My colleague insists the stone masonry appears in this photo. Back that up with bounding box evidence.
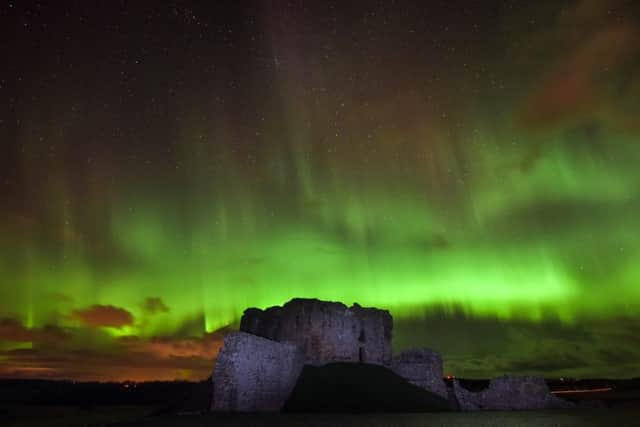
[453,376,574,411]
[240,298,393,366]
[212,332,305,412]
[391,348,448,399]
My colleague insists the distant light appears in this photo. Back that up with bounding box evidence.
[552,387,612,394]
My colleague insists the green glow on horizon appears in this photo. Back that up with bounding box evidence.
[3,126,639,338]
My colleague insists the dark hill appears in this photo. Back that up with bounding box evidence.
[283,363,450,412]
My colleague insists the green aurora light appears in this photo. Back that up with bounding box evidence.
[2,0,640,380]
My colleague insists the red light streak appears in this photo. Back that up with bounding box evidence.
[551,387,613,394]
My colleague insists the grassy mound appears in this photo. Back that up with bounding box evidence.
[283,363,450,413]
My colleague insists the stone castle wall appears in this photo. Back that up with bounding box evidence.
[240,298,392,366]
[212,332,305,412]
[391,348,448,399]
[453,376,574,411]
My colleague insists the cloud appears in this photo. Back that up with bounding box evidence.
[2,308,639,381]
[0,346,218,382]
[119,331,224,359]
[500,351,591,374]
[0,327,228,382]
[143,297,170,315]
[0,318,71,344]
[393,308,640,379]
[46,292,75,304]
[484,198,640,243]
[70,305,134,329]
[0,318,36,342]
[599,348,639,365]
[0,313,231,381]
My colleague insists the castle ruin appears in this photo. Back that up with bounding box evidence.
[240,298,392,366]
[212,298,571,412]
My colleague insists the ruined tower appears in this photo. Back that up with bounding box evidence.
[240,298,393,366]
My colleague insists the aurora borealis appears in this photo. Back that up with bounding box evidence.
[2,0,640,381]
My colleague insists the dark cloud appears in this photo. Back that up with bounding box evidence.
[310,216,452,253]
[599,348,639,365]
[0,318,71,344]
[46,292,75,304]
[170,313,210,338]
[70,305,134,329]
[393,307,640,379]
[500,351,591,374]
[0,318,38,342]
[486,198,634,238]
[143,297,170,315]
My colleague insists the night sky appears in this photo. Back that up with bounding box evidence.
[2,0,640,381]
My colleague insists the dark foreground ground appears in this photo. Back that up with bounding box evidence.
[2,377,639,427]
[3,406,640,427]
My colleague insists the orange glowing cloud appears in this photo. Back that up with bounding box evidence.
[119,332,224,360]
[0,327,227,382]
[70,305,134,329]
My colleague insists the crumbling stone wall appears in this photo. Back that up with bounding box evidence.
[452,380,482,411]
[214,299,572,413]
[453,376,573,411]
[352,303,393,366]
[212,332,304,412]
[391,348,448,399]
[240,298,392,366]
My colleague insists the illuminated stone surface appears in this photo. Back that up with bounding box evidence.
[391,349,448,399]
[212,332,304,412]
[453,376,573,411]
[240,298,392,366]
